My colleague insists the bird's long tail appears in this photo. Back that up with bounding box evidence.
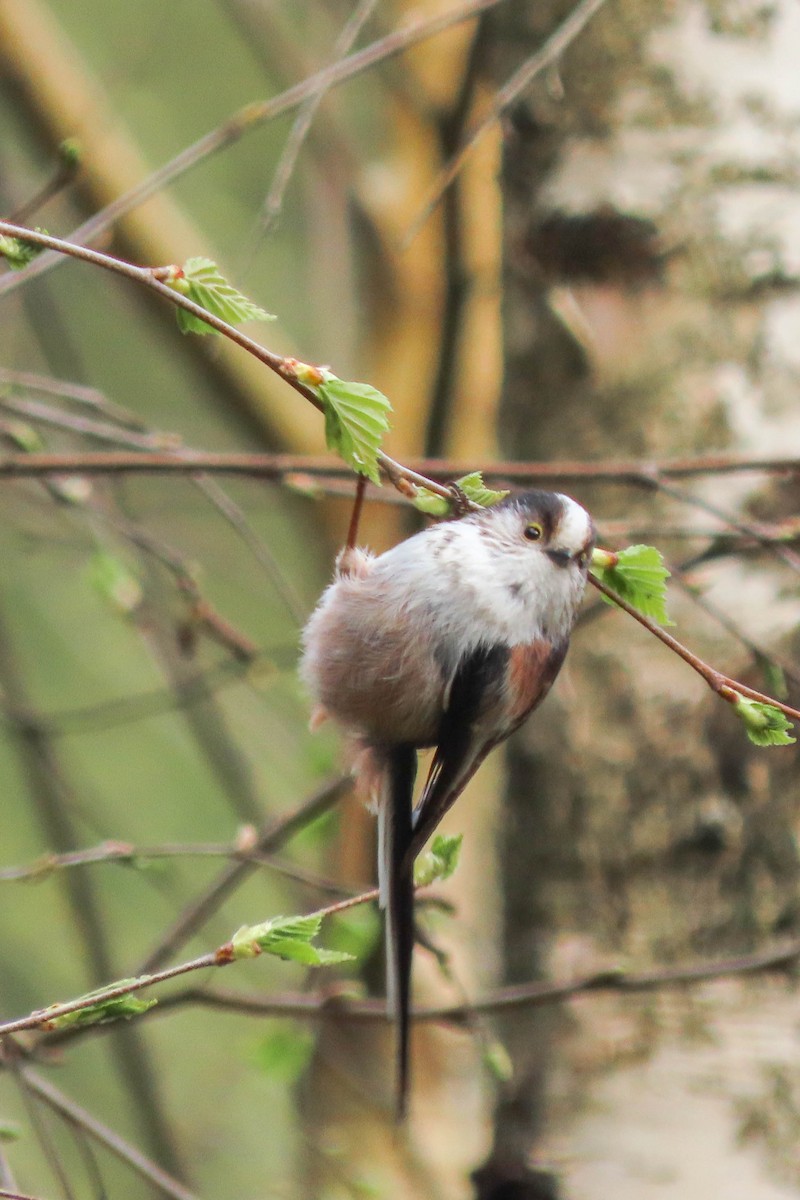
[377,743,417,1120]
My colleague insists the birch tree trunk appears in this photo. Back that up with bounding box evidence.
[478,2,800,1197]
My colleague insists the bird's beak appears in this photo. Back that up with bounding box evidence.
[547,543,592,569]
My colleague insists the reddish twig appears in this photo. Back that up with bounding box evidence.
[2,448,799,483]
[404,0,610,245]
[0,0,508,298]
[588,573,800,723]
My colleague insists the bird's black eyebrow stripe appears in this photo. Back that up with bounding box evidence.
[495,490,564,540]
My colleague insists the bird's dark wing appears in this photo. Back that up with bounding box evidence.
[410,637,569,857]
[410,643,510,855]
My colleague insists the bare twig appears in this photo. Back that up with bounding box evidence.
[136,776,350,973]
[0,0,508,299]
[15,1069,201,1200]
[0,369,144,428]
[0,836,360,897]
[3,448,799,483]
[588,573,800,723]
[252,0,379,242]
[403,0,610,245]
[55,933,800,1030]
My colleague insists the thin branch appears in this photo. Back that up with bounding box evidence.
[10,1063,76,1200]
[0,383,307,625]
[135,776,350,973]
[191,473,308,627]
[403,0,610,245]
[653,472,800,575]
[0,956,218,1040]
[0,0,508,299]
[0,221,319,407]
[6,145,79,225]
[15,1069,201,1200]
[0,394,176,451]
[3,448,800,483]
[0,836,360,897]
[0,369,144,428]
[83,933,800,1028]
[1,230,795,730]
[588,573,800,723]
[252,0,380,242]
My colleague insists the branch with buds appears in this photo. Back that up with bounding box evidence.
[0,220,796,745]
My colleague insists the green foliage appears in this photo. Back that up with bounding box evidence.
[254,1021,315,1083]
[88,551,143,615]
[170,257,276,335]
[591,544,672,625]
[326,905,381,962]
[414,833,463,887]
[58,137,82,167]
[731,693,796,747]
[318,377,392,485]
[413,471,509,517]
[0,1122,21,1142]
[483,1038,514,1084]
[0,230,46,270]
[2,420,44,452]
[757,654,788,700]
[230,912,355,966]
[44,982,157,1031]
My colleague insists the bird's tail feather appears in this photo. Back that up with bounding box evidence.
[377,743,417,1120]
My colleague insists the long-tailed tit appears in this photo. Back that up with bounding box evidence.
[300,490,595,1117]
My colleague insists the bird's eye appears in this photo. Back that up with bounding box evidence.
[523,522,543,542]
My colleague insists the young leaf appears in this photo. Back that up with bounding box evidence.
[254,1022,315,1083]
[43,982,157,1030]
[170,257,276,335]
[0,230,46,270]
[483,1038,514,1083]
[413,471,509,517]
[756,654,788,700]
[730,693,796,747]
[324,905,381,962]
[414,833,463,887]
[89,551,142,615]
[590,544,672,625]
[3,420,44,452]
[319,377,392,485]
[231,912,355,966]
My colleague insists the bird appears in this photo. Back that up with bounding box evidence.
[300,489,595,1117]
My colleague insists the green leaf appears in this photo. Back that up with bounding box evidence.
[3,420,44,452]
[44,981,157,1030]
[171,257,276,335]
[231,912,355,966]
[0,1122,21,1143]
[483,1038,514,1083]
[254,1022,315,1082]
[731,693,796,746]
[591,544,672,625]
[89,551,142,615]
[756,654,788,700]
[0,229,46,270]
[414,833,463,888]
[413,471,509,517]
[325,906,381,962]
[318,377,392,485]
[59,137,82,168]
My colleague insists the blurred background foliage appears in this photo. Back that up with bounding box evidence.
[2,1,800,1198]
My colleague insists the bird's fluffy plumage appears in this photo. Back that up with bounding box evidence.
[299,490,595,1116]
